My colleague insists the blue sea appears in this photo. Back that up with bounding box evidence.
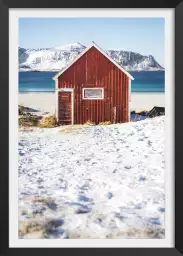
[19,71,165,93]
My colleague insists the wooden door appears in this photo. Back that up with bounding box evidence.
[59,91,72,125]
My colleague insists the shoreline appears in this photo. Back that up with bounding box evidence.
[19,91,165,93]
[19,92,165,113]
[19,70,165,72]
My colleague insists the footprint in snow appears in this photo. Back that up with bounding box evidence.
[46,219,64,229]
[135,203,142,209]
[149,217,161,225]
[139,176,146,182]
[138,137,144,141]
[106,192,113,199]
[32,205,47,215]
[46,202,57,211]
[76,205,91,214]
[84,158,91,162]
[45,219,65,238]
[158,207,165,213]
[38,185,44,189]
[128,132,135,136]
[94,218,103,225]
[45,228,65,238]
[124,165,131,170]
[37,177,43,184]
[115,212,126,220]
[19,151,26,156]
[78,195,91,202]
[147,140,153,146]
[80,185,89,191]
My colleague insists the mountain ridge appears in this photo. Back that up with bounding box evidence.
[19,43,164,72]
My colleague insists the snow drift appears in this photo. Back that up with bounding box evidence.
[18,116,165,239]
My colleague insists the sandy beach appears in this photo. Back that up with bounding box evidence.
[19,92,165,114]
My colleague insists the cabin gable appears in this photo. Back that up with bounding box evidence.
[55,45,132,125]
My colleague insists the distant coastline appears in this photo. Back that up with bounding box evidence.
[19,69,165,73]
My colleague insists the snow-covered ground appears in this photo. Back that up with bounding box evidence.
[18,116,165,239]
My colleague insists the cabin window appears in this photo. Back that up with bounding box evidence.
[82,88,104,100]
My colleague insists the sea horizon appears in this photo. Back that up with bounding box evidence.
[19,71,165,93]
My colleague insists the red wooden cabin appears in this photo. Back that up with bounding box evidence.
[53,42,134,125]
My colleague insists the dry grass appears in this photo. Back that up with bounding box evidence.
[19,126,35,132]
[19,115,41,127]
[19,220,44,237]
[68,227,164,239]
[83,120,96,126]
[18,105,42,127]
[18,105,24,115]
[19,217,65,239]
[23,230,45,239]
[112,227,165,239]
[68,233,83,239]
[38,114,57,128]
[19,218,164,239]
[59,125,82,134]
[33,197,54,204]
[32,196,57,212]
[99,121,112,125]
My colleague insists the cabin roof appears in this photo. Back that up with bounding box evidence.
[52,42,134,81]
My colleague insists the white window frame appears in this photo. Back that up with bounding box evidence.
[82,88,104,100]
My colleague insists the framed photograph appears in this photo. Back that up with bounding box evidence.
[0,0,182,255]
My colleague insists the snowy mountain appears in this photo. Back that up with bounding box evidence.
[19,43,164,72]
[107,50,164,72]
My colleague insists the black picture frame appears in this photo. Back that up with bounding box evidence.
[0,0,182,255]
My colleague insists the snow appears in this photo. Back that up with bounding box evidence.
[18,116,165,239]
[54,42,86,51]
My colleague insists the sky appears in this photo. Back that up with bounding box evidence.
[19,18,165,67]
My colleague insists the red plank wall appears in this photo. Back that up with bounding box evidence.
[58,46,129,124]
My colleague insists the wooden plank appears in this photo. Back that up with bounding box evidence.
[59,91,72,124]
[57,46,129,125]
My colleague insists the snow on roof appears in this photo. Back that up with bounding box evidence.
[52,42,134,81]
